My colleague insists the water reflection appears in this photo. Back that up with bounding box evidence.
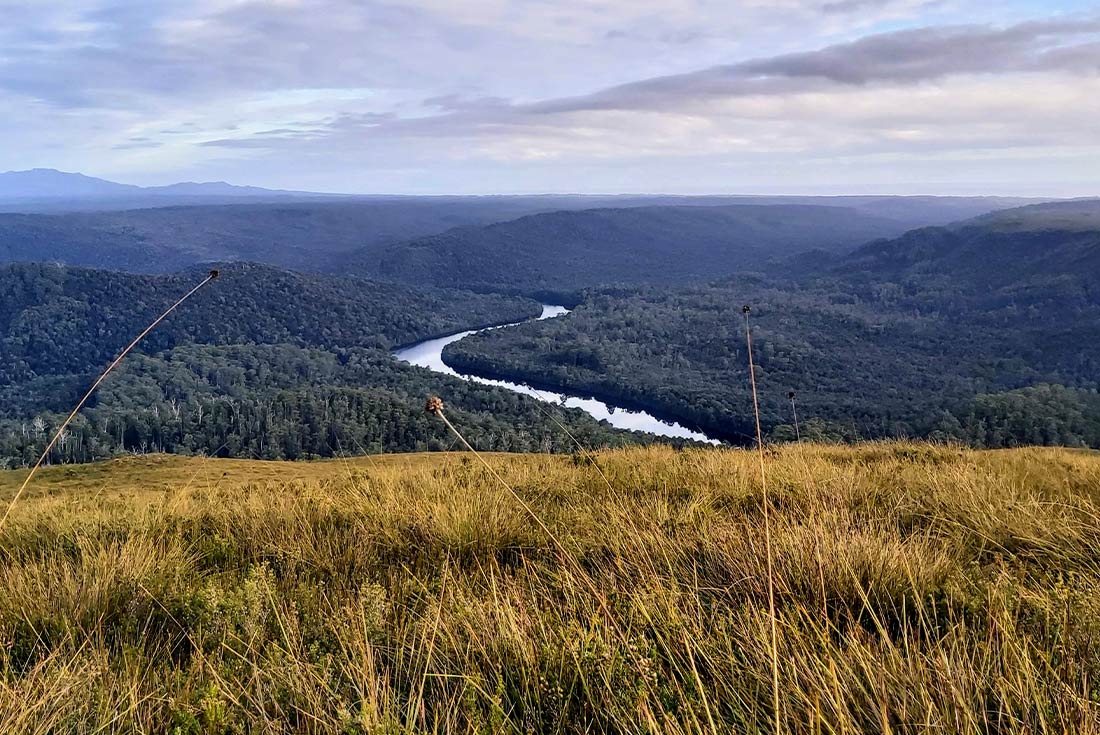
[393,305,720,444]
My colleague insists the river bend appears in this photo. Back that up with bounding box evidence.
[393,305,720,444]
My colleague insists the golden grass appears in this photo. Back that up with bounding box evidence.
[0,270,218,532]
[1,443,1099,733]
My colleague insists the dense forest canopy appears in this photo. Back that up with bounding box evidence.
[0,262,541,376]
[0,199,594,273]
[0,263,655,467]
[362,204,916,295]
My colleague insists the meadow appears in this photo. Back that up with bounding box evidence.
[1,443,1099,733]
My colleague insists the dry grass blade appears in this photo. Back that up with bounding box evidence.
[743,304,781,734]
[425,396,562,550]
[0,269,219,531]
[524,388,616,493]
[788,391,801,443]
[425,394,649,671]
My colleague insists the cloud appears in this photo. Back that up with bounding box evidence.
[201,16,1100,152]
[0,0,963,113]
[0,2,1097,194]
[533,18,1100,114]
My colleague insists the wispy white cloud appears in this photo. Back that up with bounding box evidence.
[0,1,1096,194]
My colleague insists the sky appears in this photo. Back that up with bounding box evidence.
[1,0,1098,195]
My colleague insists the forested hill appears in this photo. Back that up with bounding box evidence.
[0,262,540,380]
[0,195,1044,282]
[361,204,912,294]
[0,198,623,273]
[0,263,654,466]
[840,199,1100,291]
[444,200,1100,448]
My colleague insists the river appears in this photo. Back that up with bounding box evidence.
[393,305,720,444]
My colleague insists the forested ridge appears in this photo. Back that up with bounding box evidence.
[0,194,1030,275]
[0,262,542,375]
[0,197,634,273]
[364,204,913,295]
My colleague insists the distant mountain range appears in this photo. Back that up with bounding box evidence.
[0,186,1097,454]
[0,169,1049,219]
[0,168,334,210]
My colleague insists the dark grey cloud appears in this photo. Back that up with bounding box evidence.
[111,140,163,151]
[531,17,1100,114]
[199,137,295,149]
[738,18,1100,83]
[821,0,931,15]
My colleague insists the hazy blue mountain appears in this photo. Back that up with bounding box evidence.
[623,195,1044,229]
[0,199,638,272]
[0,169,330,211]
[0,178,1059,289]
[0,169,1044,222]
[0,169,142,199]
[143,181,320,197]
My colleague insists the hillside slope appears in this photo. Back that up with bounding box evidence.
[843,199,1100,292]
[363,204,912,294]
[0,200,598,273]
[0,195,1041,276]
[0,262,540,379]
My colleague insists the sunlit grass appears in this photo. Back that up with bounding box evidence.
[1,443,1099,732]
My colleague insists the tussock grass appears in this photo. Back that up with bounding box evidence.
[1,443,1099,732]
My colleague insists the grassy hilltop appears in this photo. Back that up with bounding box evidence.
[2,444,1100,732]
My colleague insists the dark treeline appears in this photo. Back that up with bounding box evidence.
[0,344,654,469]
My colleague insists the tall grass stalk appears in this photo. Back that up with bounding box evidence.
[742,304,781,734]
[525,389,617,492]
[788,391,801,443]
[0,270,218,531]
[426,395,642,661]
[426,397,562,549]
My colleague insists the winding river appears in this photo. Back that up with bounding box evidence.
[393,305,721,444]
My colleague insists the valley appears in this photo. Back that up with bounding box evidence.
[2,194,1099,461]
